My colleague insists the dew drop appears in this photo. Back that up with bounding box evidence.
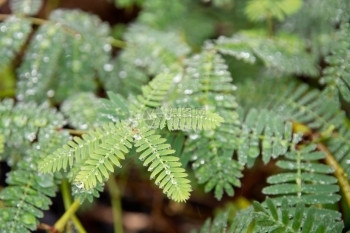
[165,114,171,120]
[103,44,112,52]
[76,182,84,189]
[184,89,193,95]
[103,63,114,72]
[15,32,23,39]
[173,74,182,83]
[119,70,127,79]
[43,56,50,63]
[47,89,55,97]
[0,25,7,32]
[25,132,36,141]
[215,95,224,101]
[133,134,142,140]
[189,134,199,140]
[31,69,38,76]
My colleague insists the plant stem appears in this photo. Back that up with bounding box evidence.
[266,12,273,37]
[65,129,87,136]
[107,177,124,233]
[294,122,350,207]
[55,180,86,233]
[317,142,350,207]
[109,37,126,49]
[61,179,72,209]
[54,200,80,232]
[0,14,78,37]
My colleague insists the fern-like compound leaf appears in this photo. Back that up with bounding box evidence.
[186,133,243,200]
[235,108,299,165]
[98,59,149,97]
[134,124,191,202]
[0,130,68,233]
[237,79,350,177]
[178,48,238,110]
[321,22,350,102]
[121,24,190,75]
[0,16,31,73]
[135,72,174,111]
[9,0,43,15]
[253,199,344,232]
[216,31,318,76]
[245,0,302,22]
[61,92,102,130]
[0,166,56,233]
[147,107,224,131]
[99,91,130,122]
[178,48,242,199]
[16,23,65,102]
[48,9,111,102]
[194,207,254,233]
[39,123,127,173]
[73,122,133,190]
[0,99,66,164]
[263,144,340,205]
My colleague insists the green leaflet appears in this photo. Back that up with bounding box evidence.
[185,108,298,200]
[136,72,174,110]
[185,128,243,201]
[9,0,43,15]
[73,122,133,190]
[61,92,102,130]
[99,91,130,122]
[48,9,111,102]
[16,23,65,102]
[253,199,343,233]
[134,124,191,202]
[245,0,302,22]
[147,107,224,131]
[121,23,190,75]
[321,22,350,102]
[0,129,68,233]
[281,0,348,58]
[0,16,31,73]
[236,79,350,177]
[194,207,254,233]
[263,145,340,205]
[98,59,149,97]
[234,108,298,165]
[40,70,224,202]
[177,48,238,110]
[216,31,318,76]
[178,48,242,200]
[39,123,127,174]
[0,168,56,233]
[0,99,66,165]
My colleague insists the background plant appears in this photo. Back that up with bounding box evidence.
[0,0,350,232]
